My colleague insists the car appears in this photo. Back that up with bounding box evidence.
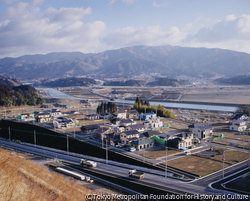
[89,136,95,140]
[125,147,131,151]
[130,147,136,152]
[122,144,128,148]
[116,144,122,148]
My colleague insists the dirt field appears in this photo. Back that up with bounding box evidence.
[214,133,250,149]
[138,147,181,159]
[162,119,188,130]
[165,148,249,177]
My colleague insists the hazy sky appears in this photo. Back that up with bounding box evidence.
[0,0,250,58]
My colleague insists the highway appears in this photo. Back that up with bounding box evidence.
[0,139,238,198]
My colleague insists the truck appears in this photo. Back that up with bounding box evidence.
[80,159,97,168]
[128,169,144,179]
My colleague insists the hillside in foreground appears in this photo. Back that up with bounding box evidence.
[0,148,98,201]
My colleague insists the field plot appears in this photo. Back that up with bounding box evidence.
[161,119,188,131]
[225,172,250,193]
[164,148,249,177]
[214,133,250,149]
[138,147,181,159]
[65,87,104,99]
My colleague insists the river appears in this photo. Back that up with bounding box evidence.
[46,88,237,112]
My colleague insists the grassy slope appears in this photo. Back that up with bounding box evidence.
[0,148,99,201]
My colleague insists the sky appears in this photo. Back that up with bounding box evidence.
[0,0,250,58]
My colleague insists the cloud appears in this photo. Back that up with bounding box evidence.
[44,7,91,22]
[123,0,137,5]
[0,1,105,57]
[183,14,250,54]
[186,14,250,43]
[153,1,168,8]
[102,25,186,48]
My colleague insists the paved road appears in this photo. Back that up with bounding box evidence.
[0,139,230,196]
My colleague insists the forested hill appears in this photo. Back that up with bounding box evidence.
[216,75,250,85]
[34,77,96,87]
[0,76,44,106]
[1,45,250,79]
[0,76,22,87]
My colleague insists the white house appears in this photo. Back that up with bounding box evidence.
[119,119,136,127]
[229,120,247,131]
[143,118,163,130]
[53,117,75,128]
[114,109,127,119]
[120,130,140,145]
[126,124,145,132]
[189,124,213,139]
[51,109,62,117]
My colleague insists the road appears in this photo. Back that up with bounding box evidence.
[0,139,230,197]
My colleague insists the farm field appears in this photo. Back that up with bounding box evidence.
[138,147,181,159]
[163,147,249,177]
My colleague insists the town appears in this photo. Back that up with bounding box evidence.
[0,86,250,199]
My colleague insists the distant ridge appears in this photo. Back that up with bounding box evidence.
[0,45,250,79]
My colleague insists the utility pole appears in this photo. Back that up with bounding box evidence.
[243,132,245,150]
[143,137,145,163]
[67,135,69,155]
[106,139,108,164]
[34,130,36,148]
[9,126,11,141]
[74,123,75,138]
[222,149,225,179]
[165,146,168,178]
[248,140,250,168]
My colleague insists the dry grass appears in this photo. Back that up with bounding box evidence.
[165,148,249,177]
[138,148,180,159]
[214,133,250,149]
[0,148,100,201]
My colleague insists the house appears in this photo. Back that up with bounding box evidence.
[69,111,80,114]
[113,109,127,119]
[95,127,112,139]
[99,112,112,120]
[81,124,100,133]
[130,138,155,151]
[85,114,100,120]
[126,124,145,132]
[143,117,163,130]
[232,114,248,120]
[120,130,140,145]
[139,112,156,120]
[35,112,51,122]
[53,117,75,128]
[189,124,213,139]
[112,126,125,133]
[17,113,34,121]
[51,109,62,117]
[127,110,139,119]
[167,132,193,149]
[119,119,136,127]
[143,130,161,138]
[105,132,120,146]
[110,118,122,125]
[53,103,67,108]
[229,119,247,131]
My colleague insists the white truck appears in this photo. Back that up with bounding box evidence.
[80,159,97,168]
[128,169,144,179]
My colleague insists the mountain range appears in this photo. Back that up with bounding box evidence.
[1,45,250,80]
